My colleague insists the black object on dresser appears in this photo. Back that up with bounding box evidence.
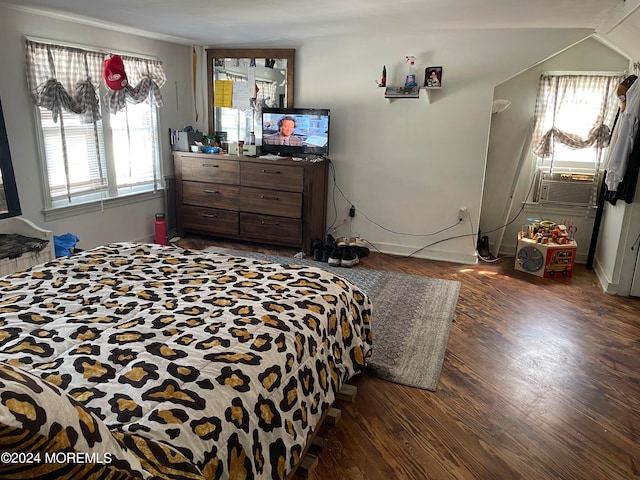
[173,152,328,254]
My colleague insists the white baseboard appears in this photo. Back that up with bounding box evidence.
[369,241,478,265]
[591,257,629,295]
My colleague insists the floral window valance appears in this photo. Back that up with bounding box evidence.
[25,39,166,121]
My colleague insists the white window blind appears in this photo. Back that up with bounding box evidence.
[40,107,107,203]
[110,102,160,194]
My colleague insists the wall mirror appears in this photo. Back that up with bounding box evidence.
[0,97,22,220]
[206,48,295,145]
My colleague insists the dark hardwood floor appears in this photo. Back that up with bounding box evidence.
[175,236,640,480]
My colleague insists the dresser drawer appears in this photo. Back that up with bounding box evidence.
[183,182,240,211]
[240,213,302,244]
[241,163,303,192]
[182,156,239,184]
[182,206,239,235]
[239,187,302,219]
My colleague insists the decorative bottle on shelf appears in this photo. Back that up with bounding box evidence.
[404,56,417,87]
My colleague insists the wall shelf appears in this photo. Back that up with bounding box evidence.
[423,86,441,103]
[383,86,420,100]
[381,86,442,103]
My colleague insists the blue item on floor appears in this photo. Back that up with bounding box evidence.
[53,233,79,257]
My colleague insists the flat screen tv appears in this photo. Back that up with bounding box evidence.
[261,107,330,157]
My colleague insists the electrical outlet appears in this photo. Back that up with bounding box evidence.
[458,206,468,221]
[349,205,356,218]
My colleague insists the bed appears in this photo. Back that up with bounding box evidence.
[0,242,372,479]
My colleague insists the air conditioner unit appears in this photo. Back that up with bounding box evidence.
[533,169,599,206]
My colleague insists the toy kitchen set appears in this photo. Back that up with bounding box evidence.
[515,220,577,278]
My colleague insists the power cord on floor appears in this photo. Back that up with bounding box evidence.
[467,213,505,263]
[325,158,532,261]
[326,159,462,239]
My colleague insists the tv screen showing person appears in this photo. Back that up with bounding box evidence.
[263,116,303,146]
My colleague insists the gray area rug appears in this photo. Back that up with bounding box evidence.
[201,247,461,391]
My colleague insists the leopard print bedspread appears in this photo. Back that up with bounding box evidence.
[0,243,372,479]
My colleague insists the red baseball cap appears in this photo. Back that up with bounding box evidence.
[103,55,128,90]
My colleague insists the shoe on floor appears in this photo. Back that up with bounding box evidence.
[348,237,367,248]
[321,244,333,262]
[341,246,359,267]
[311,238,324,261]
[325,234,337,249]
[336,236,348,247]
[328,246,343,267]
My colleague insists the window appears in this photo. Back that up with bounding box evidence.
[39,107,108,205]
[531,73,623,174]
[25,39,166,212]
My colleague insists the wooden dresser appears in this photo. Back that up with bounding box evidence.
[173,152,328,254]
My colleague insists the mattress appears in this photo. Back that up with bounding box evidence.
[0,242,372,479]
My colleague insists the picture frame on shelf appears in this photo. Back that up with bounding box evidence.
[424,66,443,88]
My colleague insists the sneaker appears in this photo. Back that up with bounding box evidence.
[353,246,370,258]
[328,246,343,267]
[311,238,324,261]
[322,234,337,262]
[321,244,333,262]
[341,246,359,267]
[348,237,366,248]
[336,236,348,247]
[325,234,337,249]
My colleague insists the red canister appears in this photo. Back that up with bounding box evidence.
[155,213,167,245]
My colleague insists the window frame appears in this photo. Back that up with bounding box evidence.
[526,71,624,206]
[531,71,624,175]
[26,38,165,220]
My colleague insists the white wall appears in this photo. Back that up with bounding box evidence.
[0,5,606,264]
[482,37,630,263]
[295,29,595,263]
[0,5,194,249]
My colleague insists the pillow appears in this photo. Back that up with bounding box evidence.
[0,362,147,479]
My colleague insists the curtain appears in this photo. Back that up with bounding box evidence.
[25,41,104,123]
[103,55,166,113]
[25,39,166,118]
[531,74,623,174]
[256,80,277,108]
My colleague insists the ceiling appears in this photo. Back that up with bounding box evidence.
[0,0,628,46]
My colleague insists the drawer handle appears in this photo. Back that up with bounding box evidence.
[261,169,281,174]
[201,214,218,218]
[203,164,219,168]
[203,189,220,194]
[261,220,280,226]
[260,194,279,201]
